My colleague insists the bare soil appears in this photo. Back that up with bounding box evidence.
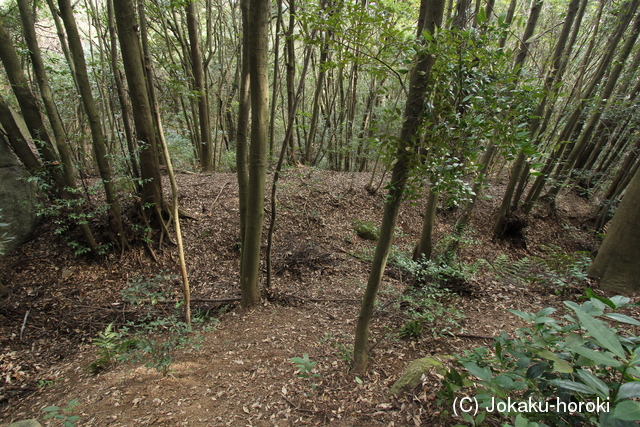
[0,169,616,426]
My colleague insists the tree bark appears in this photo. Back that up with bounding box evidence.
[58,0,126,249]
[240,0,270,307]
[588,168,640,294]
[186,0,213,172]
[113,0,165,224]
[352,0,445,374]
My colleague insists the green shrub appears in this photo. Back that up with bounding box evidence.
[440,290,640,427]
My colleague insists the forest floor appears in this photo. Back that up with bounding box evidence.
[0,168,622,426]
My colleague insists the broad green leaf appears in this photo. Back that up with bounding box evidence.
[575,370,610,399]
[570,346,622,367]
[475,410,486,425]
[565,332,584,348]
[553,360,574,374]
[565,302,625,359]
[585,288,616,309]
[507,309,534,322]
[616,382,640,402]
[614,400,640,421]
[551,379,598,395]
[461,361,493,382]
[605,313,640,327]
[537,307,556,317]
[581,301,604,316]
[526,362,547,379]
[514,413,529,427]
[610,296,631,308]
[43,406,61,412]
[537,349,559,362]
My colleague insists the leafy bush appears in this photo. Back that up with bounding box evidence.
[440,290,640,427]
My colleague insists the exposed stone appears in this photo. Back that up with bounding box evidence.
[0,135,40,254]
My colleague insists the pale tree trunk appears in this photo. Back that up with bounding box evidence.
[187,0,213,172]
[58,0,126,250]
[588,167,640,294]
[352,0,445,374]
[240,0,270,307]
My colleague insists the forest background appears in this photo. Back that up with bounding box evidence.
[2,0,640,424]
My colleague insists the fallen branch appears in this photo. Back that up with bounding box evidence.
[105,297,241,307]
[19,309,30,340]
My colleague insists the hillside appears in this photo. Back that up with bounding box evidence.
[0,169,612,426]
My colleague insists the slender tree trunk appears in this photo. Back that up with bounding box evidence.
[107,0,139,179]
[413,189,439,261]
[240,0,270,307]
[187,0,213,172]
[305,26,330,164]
[58,0,126,249]
[17,0,76,191]
[0,95,41,174]
[546,5,640,201]
[236,0,250,252]
[352,0,445,374]
[498,0,517,48]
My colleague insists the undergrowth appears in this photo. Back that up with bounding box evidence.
[90,272,218,375]
[484,244,591,294]
[439,289,640,427]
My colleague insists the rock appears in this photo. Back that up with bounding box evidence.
[7,420,43,427]
[0,166,40,253]
[389,356,448,396]
[0,135,40,254]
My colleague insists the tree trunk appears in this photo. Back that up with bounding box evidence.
[413,189,439,261]
[236,0,250,253]
[240,0,270,307]
[186,0,213,172]
[58,0,126,249]
[588,168,640,294]
[113,0,165,224]
[352,0,445,374]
